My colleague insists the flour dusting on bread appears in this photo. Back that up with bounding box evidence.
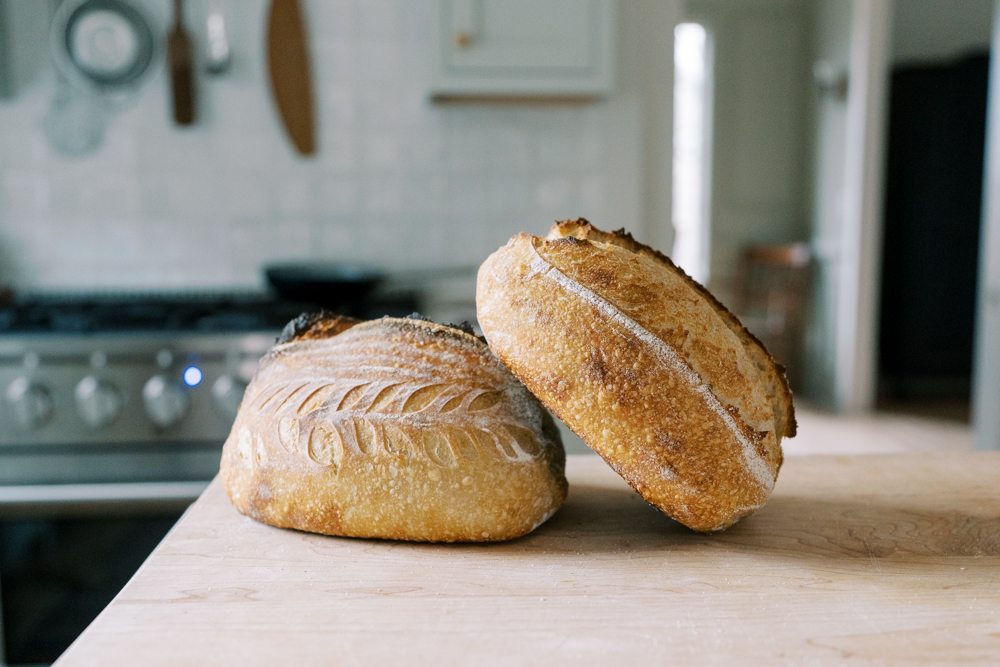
[477,222,792,532]
[527,244,773,491]
[221,314,568,542]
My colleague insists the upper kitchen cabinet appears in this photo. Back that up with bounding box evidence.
[428,0,616,99]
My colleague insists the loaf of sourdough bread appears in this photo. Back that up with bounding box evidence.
[221,313,567,542]
[476,220,794,531]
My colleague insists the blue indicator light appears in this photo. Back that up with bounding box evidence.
[183,366,203,387]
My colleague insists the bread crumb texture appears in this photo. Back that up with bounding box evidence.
[476,222,791,532]
[220,316,568,542]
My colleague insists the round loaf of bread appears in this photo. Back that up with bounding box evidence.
[476,220,795,532]
[220,313,567,542]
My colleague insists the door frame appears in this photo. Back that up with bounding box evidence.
[972,0,1000,449]
[834,0,893,411]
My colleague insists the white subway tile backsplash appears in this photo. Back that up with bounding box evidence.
[448,178,486,220]
[578,175,606,217]
[312,42,355,83]
[485,127,531,173]
[536,132,576,170]
[486,177,530,216]
[354,0,404,41]
[362,176,404,215]
[362,134,402,170]
[223,178,270,218]
[447,128,488,174]
[403,174,447,216]
[306,0,352,43]
[315,132,356,173]
[578,132,606,172]
[316,176,359,215]
[317,222,356,258]
[276,180,312,215]
[0,0,638,291]
[90,177,142,219]
[321,85,357,124]
[356,41,403,82]
[1,173,49,219]
[536,177,573,211]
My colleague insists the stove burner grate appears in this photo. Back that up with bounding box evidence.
[0,294,316,334]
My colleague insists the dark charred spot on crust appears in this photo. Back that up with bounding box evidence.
[550,235,587,249]
[723,404,773,460]
[655,429,683,454]
[277,311,322,344]
[446,321,477,336]
[770,361,797,437]
[405,312,480,341]
[392,316,489,347]
[583,353,614,386]
[277,311,362,344]
[753,430,771,460]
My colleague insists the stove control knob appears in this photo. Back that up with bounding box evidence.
[6,378,55,430]
[143,375,190,428]
[75,376,123,428]
[213,375,247,420]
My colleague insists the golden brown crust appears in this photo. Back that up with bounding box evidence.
[477,225,790,532]
[276,311,363,344]
[221,316,567,542]
[547,219,796,440]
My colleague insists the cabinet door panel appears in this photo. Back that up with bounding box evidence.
[445,0,595,72]
[430,0,615,96]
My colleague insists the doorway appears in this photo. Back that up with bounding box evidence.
[877,52,990,422]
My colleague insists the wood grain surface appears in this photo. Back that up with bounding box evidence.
[56,454,1000,666]
[267,0,314,155]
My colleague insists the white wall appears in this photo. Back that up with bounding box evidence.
[893,0,992,65]
[0,0,678,291]
[803,0,853,406]
[684,0,813,305]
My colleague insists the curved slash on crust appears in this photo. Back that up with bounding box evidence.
[527,243,774,491]
[264,373,543,468]
[253,383,291,411]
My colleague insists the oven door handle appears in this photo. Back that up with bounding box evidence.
[0,480,212,517]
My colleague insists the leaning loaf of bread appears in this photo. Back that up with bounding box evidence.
[220,313,567,542]
[476,220,795,532]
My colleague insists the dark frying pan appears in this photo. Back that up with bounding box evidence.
[264,263,383,312]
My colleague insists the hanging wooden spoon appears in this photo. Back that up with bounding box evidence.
[168,0,195,125]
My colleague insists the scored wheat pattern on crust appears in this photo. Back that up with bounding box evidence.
[242,377,545,471]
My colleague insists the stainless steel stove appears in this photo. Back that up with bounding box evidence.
[0,294,315,486]
[0,293,318,666]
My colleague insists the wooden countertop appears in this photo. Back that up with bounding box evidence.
[56,454,1000,666]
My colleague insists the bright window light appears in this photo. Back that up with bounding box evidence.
[672,22,713,285]
[183,366,203,387]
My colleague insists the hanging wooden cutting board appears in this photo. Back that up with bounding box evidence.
[267,0,315,155]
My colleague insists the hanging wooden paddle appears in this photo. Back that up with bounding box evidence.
[267,0,315,155]
[168,0,195,125]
